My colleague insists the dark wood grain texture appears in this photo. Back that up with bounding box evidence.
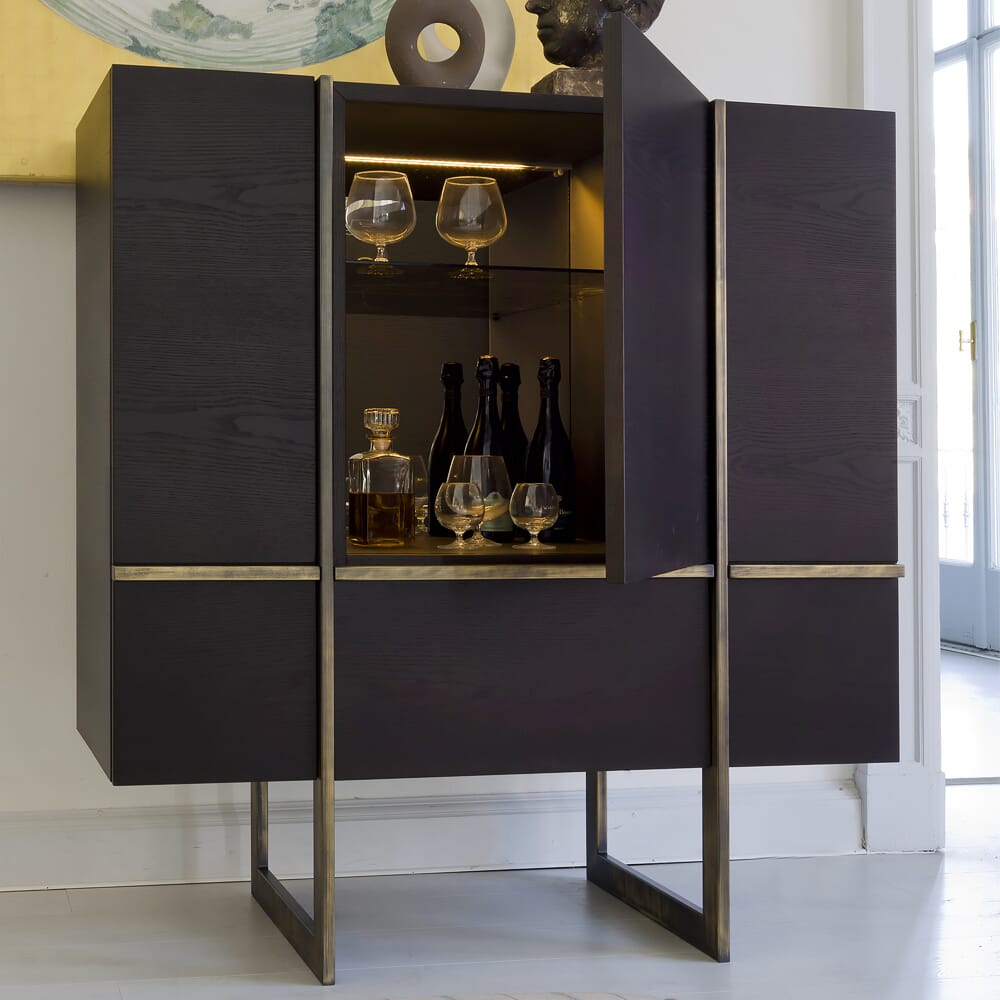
[729,580,899,766]
[76,72,114,778]
[112,582,317,784]
[603,15,712,584]
[333,579,711,779]
[110,66,316,564]
[725,103,897,563]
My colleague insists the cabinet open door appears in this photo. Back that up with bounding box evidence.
[603,15,713,584]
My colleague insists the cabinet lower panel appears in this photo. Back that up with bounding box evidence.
[108,582,318,784]
[729,579,899,766]
[333,579,711,779]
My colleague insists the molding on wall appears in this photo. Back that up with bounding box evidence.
[897,398,919,444]
[855,0,944,851]
[855,762,946,851]
[0,781,862,891]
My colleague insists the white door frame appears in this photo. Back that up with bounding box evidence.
[853,0,946,851]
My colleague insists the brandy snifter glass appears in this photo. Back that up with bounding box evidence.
[435,176,507,268]
[447,454,512,546]
[435,482,485,551]
[345,170,416,264]
[509,482,559,551]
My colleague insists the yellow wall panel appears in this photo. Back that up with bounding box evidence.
[0,0,551,182]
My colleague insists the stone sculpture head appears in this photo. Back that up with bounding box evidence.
[524,0,666,68]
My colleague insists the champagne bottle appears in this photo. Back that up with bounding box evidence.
[427,362,468,537]
[525,357,576,543]
[465,355,515,542]
[499,362,528,485]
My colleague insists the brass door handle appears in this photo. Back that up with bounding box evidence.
[959,320,977,361]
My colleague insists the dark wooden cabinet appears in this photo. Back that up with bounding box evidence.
[76,27,897,813]
[76,17,900,981]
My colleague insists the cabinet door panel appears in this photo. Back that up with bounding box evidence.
[730,580,899,766]
[333,579,710,780]
[726,103,897,563]
[111,67,316,565]
[111,581,317,784]
[603,15,712,583]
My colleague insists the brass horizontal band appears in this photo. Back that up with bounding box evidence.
[112,566,321,582]
[337,564,605,582]
[655,564,716,579]
[729,564,905,580]
[336,563,714,582]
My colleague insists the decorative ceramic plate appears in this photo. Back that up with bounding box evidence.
[37,0,393,70]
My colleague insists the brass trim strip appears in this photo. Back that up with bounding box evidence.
[337,564,605,582]
[582,101,732,968]
[729,564,905,579]
[655,564,715,579]
[706,97,731,962]
[249,76,337,987]
[334,563,714,582]
[112,566,320,582]
[314,74,338,986]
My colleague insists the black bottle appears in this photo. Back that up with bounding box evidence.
[427,362,468,537]
[465,355,515,542]
[499,363,528,485]
[525,357,576,543]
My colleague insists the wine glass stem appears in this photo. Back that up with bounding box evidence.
[529,532,541,547]
[375,243,388,263]
[465,248,478,267]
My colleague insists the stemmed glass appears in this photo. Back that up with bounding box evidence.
[435,482,485,551]
[410,455,429,533]
[447,455,512,546]
[435,177,507,272]
[345,170,416,267]
[509,483,559,551]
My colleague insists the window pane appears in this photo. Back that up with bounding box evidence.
[934,60,975,563]
[934,0,968,51]
[992,0,1000,29]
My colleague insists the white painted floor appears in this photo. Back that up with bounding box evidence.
[942,646,1000,779]
[0,785,997,998]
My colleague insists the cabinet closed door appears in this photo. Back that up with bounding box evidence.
[725,102,897,565]
[110,582,318,784]
[96,66,317,565]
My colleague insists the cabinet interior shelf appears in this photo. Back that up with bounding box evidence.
[345,261,604,319]
[344,535,605,568]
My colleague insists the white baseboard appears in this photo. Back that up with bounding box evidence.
[0,779,862,891]
[855,762,946,851]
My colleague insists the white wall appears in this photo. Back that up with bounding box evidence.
[648,0,858,107]
[0,0,932,890]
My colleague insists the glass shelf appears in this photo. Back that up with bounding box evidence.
[345,261,604,319]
